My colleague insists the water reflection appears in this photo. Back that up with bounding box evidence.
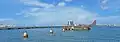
[23,37,28,40]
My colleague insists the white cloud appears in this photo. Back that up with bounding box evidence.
[100,0,109,10]
[100,0,120,11]
[20,0,70,8]
[18,7,97,25]
[57,2,66,6]
[101,0,108,4]
[65,0,73,2]
[17,7,120,25]
[16,0,120,25]
[20,0,55,8]
[31,8,40,12]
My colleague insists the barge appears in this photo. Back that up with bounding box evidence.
[62,20,96,31]
[62,25,91,31]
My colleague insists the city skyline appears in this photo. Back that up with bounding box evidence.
[0,0,120,26]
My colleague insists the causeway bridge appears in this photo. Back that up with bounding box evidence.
[0,25,64,30]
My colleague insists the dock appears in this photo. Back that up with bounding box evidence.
[0,25,63,30]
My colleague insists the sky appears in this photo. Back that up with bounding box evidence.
[0,0,120,26]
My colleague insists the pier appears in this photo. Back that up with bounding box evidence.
[0,25,64,30]
[0,24,120,30]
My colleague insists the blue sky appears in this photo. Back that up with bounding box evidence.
[0,0,120,26]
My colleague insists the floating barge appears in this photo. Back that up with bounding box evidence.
[62,25,91,31]
[62,20,96,31]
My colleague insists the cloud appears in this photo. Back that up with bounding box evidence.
[57,2,66,6]
[17,7,97,25]
[17,0,120,25]
[100,0,120,11]
[19,0,71,8]
[20,0,55,8]
[100,0,109,10]
[0,18,16,24]
[101,0,108,4]
[65,0,73,2]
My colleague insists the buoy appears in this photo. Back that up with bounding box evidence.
[23,31,28,38]
[49,28,56,36]
[50,28,53,34]
[62,29,65,32]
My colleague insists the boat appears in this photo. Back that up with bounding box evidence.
[62,20,96,31]
[62,25,91,31]
[72,27,91,31]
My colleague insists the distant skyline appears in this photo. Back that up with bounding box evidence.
[0,0,120,26]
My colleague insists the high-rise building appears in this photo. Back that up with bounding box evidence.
[67,20,74,26]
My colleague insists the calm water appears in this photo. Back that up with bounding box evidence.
[0,26,120,42]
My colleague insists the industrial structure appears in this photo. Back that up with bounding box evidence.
[67,20,74,26]
[62,20,96,31]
